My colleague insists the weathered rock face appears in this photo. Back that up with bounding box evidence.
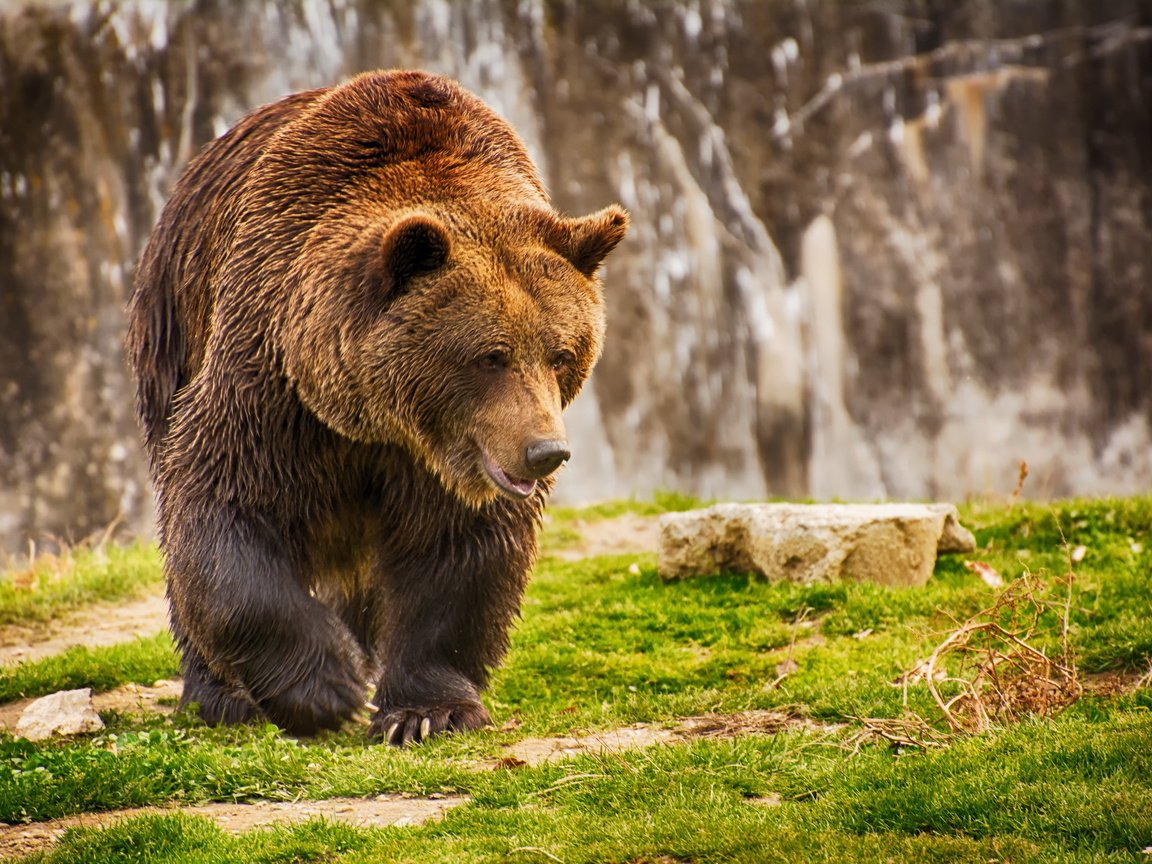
[1,2,1150,551]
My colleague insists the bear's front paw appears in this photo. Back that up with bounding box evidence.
[259,656,368,736]
[183,682,261,727]
[369,701,491,746]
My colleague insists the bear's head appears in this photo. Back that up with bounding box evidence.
[290,203,627,505]
[263,72,629,506]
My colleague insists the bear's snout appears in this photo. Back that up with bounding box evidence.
[523,438,570,479]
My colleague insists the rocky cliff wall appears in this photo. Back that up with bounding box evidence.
[1,1,1149,551]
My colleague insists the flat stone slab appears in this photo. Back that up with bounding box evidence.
[658,503,976,587]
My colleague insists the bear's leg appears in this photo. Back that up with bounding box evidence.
[166,515,368,735]
[365,543,527,745]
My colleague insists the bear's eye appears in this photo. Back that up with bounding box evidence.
[478,350,509,371]
[550,350,575,371]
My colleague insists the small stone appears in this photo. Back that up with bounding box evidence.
[747,793,783,807]
[15,688,104,741]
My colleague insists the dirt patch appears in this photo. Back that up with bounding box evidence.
[0,679,181,732]
[1081,670,1150,697]
[553,513,661,561]
[0,592,169,666]
[498,710,836,767]
[0,795,465,859]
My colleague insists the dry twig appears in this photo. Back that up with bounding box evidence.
[847,715,950,752]
[1010,460,1030,504]
[921,571,1081,735]
[766,607,810,689]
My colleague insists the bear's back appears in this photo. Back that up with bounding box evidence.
[127,88,322,469]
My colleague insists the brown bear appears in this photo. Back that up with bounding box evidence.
[126,70,627,744]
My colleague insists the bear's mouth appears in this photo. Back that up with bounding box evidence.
[480,450,537,499]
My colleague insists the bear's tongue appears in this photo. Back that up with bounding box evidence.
[481,452,537,499]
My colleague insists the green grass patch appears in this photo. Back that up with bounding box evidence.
[3,495,1151,863]
[0,632,177,703]
[0,542,162,628]
[21,714,1152,863]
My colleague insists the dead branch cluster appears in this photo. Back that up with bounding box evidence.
[920,571,1081,734]
[861,551,1087,752]
[876,566,1084,751]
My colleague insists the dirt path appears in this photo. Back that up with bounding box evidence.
[498,710,837,767]
[0,593,169,666]
[551,512,661,561]
[0,795,466,859]
[0,679,182,732]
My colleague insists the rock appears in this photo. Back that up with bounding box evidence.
[658,503,976,587]
[15,688,105,741]
[3,4,1152,552]
[932,505,978,554]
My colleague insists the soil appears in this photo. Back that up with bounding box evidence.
[0,795,466,859]
[552,512,661,561]
[498,710,838,767]
[0,679,182,732]
[0,594,169,665]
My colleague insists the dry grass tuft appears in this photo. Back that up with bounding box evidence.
[911,512,1086,737]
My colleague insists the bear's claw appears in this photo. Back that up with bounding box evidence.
[370,701,491,746]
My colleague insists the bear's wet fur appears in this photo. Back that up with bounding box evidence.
[127,70,628,743]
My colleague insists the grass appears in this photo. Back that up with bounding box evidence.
[1,496,1150,863]
[0,633,177,703]
[0,542,162,628]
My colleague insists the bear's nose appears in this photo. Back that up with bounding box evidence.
[524,439,571,478]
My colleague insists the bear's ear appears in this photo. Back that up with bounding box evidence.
[363,213,451,296]
[551,205,630,278]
